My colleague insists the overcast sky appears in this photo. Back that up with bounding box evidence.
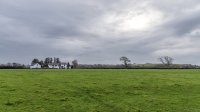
[1,0,200,65]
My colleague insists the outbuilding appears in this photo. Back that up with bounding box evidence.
[30,63,41,69]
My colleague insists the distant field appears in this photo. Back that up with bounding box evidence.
[0,69,200,112]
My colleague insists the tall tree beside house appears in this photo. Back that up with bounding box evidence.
[44,58,49,66]
[57,58,61,63]
[54,57,61,63]
[50,58,53,63]
[31,58,40,65]
[72,60,78,68]
[44,57,53,67]
[39,60,44,68]
[45,57,53,64]
[120,56,131,68]
[67,62,70,69]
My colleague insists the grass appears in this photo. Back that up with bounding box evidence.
[0,69,200,112]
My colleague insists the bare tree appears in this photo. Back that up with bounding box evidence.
[158,56,174,66]
[120,56,131,68]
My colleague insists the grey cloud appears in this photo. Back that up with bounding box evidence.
[1,0,200,64]
[163,12,200,36]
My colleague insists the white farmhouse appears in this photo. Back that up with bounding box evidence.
[48,63,60,69]
[48,63,70,69]
[30,63,41,69]
[60,63,68,69]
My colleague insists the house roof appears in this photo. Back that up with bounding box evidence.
[31,63,41,66]
[48,63,60,66]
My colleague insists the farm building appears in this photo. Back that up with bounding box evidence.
[30,63,41,69]
[48,63,70,69]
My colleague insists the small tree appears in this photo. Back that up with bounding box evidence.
[158,56,174,66]
[72,60,78,68]
[120,56,131,68]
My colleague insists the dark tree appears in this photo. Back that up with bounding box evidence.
[44,57,53,67]
[120,56,131,68]
[72,60,78,68]
[50,58,53,63]
[54,57,61,63]
[57,58,61,63]
[158,56,174,66]
[32,58,39,65]
[67,62,70,69]
[44,57,53,64]
[39,60,44,68]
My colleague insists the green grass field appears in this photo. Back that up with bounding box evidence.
[0,69,200,112]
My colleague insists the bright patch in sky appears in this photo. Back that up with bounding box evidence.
[103,8,163,32]
[118,9,163,31]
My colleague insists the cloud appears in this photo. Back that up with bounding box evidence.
[0,0,200,64]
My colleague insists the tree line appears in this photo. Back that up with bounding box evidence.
[0,56,198,69]
[0,63,27,69]
[120,56,175,68]
[118,56,198,69]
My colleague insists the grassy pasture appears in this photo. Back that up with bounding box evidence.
[0,69,200,112]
